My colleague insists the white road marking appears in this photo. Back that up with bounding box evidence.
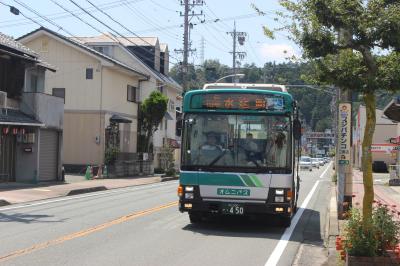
[265,164,331,266]
[320,162,332,179]
[0,181,178,212]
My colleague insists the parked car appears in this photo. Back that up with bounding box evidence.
[323,157,330,163]
[317,158,325,166]
[311,158,320,169]
[299,156,312,171]
[372,161,388,173]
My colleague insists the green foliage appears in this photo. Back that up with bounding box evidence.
[373,204,400,255]
[154,167,165,174]
[159,143,175,176]
[139,91,168,152]
[170,60,333,132]
[104,146,119,165]
[344,205,400,257]
[344,208,377,257]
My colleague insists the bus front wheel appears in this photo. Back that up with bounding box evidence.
[189,211,203,223]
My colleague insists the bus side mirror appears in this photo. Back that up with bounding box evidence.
[293,119,302,141]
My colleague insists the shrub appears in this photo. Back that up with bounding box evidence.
[165,168,176,177]
[154,168,165,174]
[343,204,400,257]
[344,208,377,257]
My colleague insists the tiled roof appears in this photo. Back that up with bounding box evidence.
[0,32,38,58]
[0,109,42,125]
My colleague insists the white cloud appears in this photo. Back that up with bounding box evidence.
[259,43,299,62]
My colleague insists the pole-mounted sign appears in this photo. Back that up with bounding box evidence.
[338,103,351,166]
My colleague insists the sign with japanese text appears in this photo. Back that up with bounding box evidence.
[338,103,351,165]
[305,132,335,139]
[191,93,284,111]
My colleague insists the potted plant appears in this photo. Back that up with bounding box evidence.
[341,204,400,265]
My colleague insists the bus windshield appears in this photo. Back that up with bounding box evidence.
[181,113,292,173]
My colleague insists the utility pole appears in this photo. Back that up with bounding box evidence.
[200,36,205,65]
[336,28,353,217]
[175,0,204,92]
[227,21,246,83]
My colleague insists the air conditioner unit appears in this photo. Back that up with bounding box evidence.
[0,91,7,114]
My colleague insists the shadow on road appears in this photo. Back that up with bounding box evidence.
[182,208,322,243]
[0,213,68,224]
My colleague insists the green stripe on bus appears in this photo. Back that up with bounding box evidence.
[240,175,256,187]
[249,174,264,187]
[180,172,247,187]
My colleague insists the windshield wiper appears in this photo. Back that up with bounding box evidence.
[208,149,227,166]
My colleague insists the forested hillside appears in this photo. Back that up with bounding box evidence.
[170,60,334,131]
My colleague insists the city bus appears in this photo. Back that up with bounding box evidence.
[177,83,301,227]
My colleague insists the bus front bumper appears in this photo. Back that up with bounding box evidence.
[179,199,292,217]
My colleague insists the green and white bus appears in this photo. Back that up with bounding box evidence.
[178,83,301,227]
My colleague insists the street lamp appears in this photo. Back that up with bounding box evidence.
[215,73,245,83]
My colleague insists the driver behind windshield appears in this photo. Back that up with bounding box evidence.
[194,132,232,166]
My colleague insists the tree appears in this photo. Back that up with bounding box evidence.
[139,91,168,152]
[279,0,400,223]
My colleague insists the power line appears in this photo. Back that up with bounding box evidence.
[12,0,86,42]
[50,0,104,35]
[0,0,145,28]
[68,0,180,64]
[50,0,170,67]
[149,0,177,13]
[119,0,178,40]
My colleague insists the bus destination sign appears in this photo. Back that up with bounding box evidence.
[191,93,284,111]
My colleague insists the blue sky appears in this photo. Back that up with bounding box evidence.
[0,0,300,68]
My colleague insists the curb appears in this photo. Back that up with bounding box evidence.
[66,186,107,196]
[0,199,10,207]
[161,176,179,182]
[326,183,339,264]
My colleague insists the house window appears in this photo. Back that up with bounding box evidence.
[92,46,112,56]
[86,68,93,80]
[127,85,137,102]
[52,88,65,103]
[158,85,164,93]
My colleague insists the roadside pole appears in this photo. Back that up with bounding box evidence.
[337,89,352,217]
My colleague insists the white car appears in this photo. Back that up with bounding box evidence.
[299,156,312,171]
[311,158,320,169]
[317,158,325,166]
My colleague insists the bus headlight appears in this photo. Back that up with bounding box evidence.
[275,189,284,195]
[185,193,194,199]
[185,186,194,192]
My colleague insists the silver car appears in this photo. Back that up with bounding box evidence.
[299,156,312,171]
[311,158,320,169]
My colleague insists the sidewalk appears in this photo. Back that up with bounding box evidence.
[0,174,176,206]
[352,169,400,220]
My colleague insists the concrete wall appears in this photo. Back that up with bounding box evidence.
[21,92,64,130]
[63,112,104,165]
[15,128,39,182]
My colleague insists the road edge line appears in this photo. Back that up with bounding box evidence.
[265,166,329,266]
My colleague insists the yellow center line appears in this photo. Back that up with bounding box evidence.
[0,201,178,262]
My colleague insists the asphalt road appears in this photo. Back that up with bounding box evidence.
[0,163,333,266]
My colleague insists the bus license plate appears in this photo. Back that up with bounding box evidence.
[221,203,244,215]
